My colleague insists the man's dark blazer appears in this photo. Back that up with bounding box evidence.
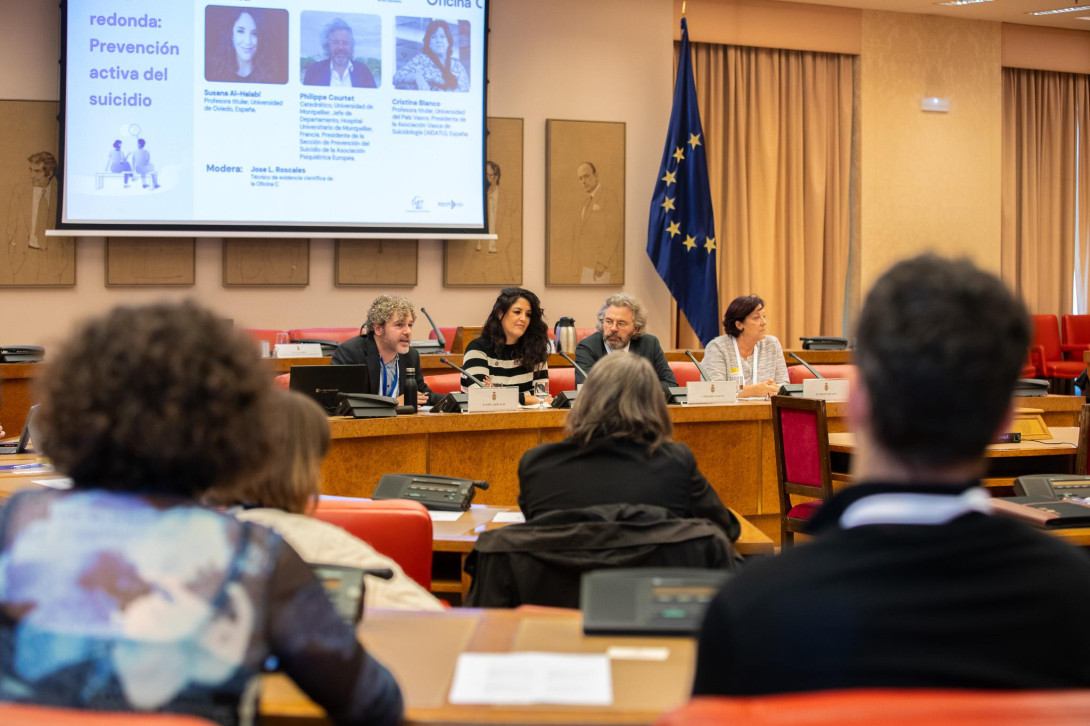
[517,437,740,541]
[574,331,678,390]
[302,61,377,88]
[331,333,441,405]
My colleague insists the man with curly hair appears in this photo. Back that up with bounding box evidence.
[332,295,442,406]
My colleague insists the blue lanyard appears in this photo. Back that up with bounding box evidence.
[380,357,399,397]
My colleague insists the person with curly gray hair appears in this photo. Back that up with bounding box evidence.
[303,17,377,88]
[332,294,441,406]
[574,292,677,391]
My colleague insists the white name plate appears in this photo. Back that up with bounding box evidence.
[686,380,738,405]
[803,378,850,401]
[274,342,324,358]
[468,386,520,412]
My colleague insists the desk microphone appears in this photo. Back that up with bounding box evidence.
[789,352,825,380]
[684,350,711,381]
[420,307,446,350]
[439,357,487,388]
[559,351,589,380]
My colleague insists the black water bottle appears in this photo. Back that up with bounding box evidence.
[404,367,418,413]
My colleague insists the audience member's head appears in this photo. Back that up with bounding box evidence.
[38,301,273,497]
[567,353,673,454]
[207,390,329,514]
[853,253,1030,473]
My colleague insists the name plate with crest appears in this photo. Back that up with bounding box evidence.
[802,378,850,401]
[468,386,521,412]
[686,380,738,405]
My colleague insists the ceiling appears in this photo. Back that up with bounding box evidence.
[781,0,1090,31]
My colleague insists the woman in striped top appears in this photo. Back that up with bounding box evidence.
[462,287,551,405]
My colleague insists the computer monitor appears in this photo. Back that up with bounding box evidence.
[289,365,370,414]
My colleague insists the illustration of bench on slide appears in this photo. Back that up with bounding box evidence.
[95,172,130,190]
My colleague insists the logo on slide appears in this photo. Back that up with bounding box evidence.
[410,196,424,211]
[437,199,463,210]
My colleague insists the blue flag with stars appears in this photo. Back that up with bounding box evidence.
[647,17,719,345]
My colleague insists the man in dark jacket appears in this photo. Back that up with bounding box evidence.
[332,295,441,406]
[575,293,677,391]
[693,254,1090,695]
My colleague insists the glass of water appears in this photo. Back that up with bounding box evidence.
[533,379,549,408]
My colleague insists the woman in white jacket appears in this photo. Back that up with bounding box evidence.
[209,389,443,611]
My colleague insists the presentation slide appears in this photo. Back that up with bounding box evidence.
[60,0,488,232]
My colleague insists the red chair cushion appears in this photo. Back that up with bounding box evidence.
[313,497,433,590]
[1042,361,1087,379]
[288,327,358,344]
[669,361,703,385]
[424,372,462,394]
[787,364,857,384]
[428,327,458,351]
[1020,363,1039,379]
[786,499,822,521]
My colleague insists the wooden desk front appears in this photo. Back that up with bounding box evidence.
[320,397,1083,518]
[261,608,694,726]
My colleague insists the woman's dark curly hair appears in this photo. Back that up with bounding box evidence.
[37,301,273,497]
[480,287,550,370]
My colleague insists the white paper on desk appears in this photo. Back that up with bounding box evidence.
[491,511,526,523]
[35,477,72,489]
[428,510,464,522]
[448,652,613,706]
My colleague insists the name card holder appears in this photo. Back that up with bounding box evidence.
[274,342,324,359]
[802,378,850,401]
[686,380,738,405]
[468,386,520,412]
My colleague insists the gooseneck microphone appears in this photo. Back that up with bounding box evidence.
[559,351,589,380]
[788,352,825,380]
[684,350,710,381]
[440,357,487,388]
[419,306,446,349]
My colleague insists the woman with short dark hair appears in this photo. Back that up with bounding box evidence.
[702,294,789,398]
[517,353,739,540]
[0,302,401,726]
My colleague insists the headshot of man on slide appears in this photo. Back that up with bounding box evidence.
[303,17,377,88]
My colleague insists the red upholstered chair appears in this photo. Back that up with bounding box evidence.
[548,366,576,395]
[1031,314,1086,393]
[274,373,290,389]
[0,703,219,726]
[287,327,358,344]
[424,372,462,394]
[655,691,1090,726]
[787,364,857,384]
[669,361,703,385]
[1062,314,1090,358]
[771,395,834,548]
[312,496,433,590]
[428,327,458,352]
[242,328,287,349]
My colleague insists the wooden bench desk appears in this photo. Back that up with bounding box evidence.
[261,607,695,726]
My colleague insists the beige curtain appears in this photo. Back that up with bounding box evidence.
[1001,68,1090,316]
[675,44,855,349]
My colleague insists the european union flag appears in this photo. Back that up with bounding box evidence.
[646,17,719,346]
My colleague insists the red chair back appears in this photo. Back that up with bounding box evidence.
[779,408,824,488]
[1033,314,1063,360]
[669,361,703,385]
[656,691,1090,726]
[787,364,857,384]
[313,497,433,590]
[771,395,834,547]
[548,367,576,395]
[1062,314,1090,350]
[428,327,458,351]
[424,372,462,394]
[288,327,358,344]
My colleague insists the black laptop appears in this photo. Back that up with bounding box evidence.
[289,365,370,414]
[0,404,39,455]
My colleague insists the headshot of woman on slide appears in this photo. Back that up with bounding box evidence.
[208,8,273,83]
[392,19,469,92]
[702,295,789,398]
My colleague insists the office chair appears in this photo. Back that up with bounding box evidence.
[1031,315,1086,394]
[313,496,433,590]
